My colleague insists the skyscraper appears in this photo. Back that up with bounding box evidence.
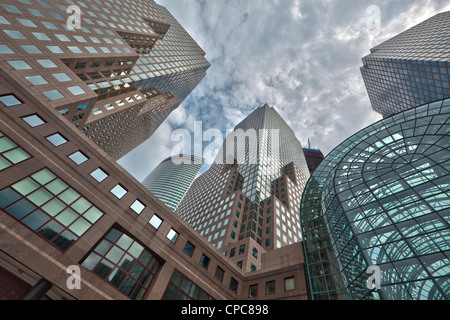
[361,11,450,118]
[300,98,450,300]
[0,0,210,160]
[176,104,310,274]
[302,148,324,174]
[142,155,204,212]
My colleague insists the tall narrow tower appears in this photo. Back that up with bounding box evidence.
[0,0,210,160]
[176,104,310,273]
[361,11,450,118]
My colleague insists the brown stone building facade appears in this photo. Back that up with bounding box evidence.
[0,1,307,301]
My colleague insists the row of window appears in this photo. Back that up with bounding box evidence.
[248,277,296,298]
[182,240,239,295]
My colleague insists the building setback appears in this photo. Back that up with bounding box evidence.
[142,155,204,212]
[0,0,210,160]
[300,98,450,300]
[176,104,310,293]
[361,11,450,118]
[0,2,307,301]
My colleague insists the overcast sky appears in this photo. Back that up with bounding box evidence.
[117,0,450,182]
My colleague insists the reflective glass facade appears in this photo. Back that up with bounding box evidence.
[361,12,450,118]
[176,104,310,272]
[0,0,210,160]
[142,155,204,212]
[300,99,450,300]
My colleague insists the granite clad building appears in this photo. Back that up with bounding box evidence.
[300,99,450,300]
[0,0,210,160]
[0,1,307,301]
[361,11,450,118]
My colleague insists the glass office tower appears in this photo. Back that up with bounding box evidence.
[361,11,450,118]
[176,104,310,272]
[300,98,450,300]
[142,155,204,212]
[0,0,210,160]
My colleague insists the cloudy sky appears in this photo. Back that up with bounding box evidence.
[117,0,450,182]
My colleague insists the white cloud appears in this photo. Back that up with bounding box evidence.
[124,0,449,179]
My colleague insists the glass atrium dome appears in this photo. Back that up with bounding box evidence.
[300,98,450,300]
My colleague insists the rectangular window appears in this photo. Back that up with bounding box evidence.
[199,254,210,269]
[0,94,22,107]
[81,228,160,300]
[214,266,224,282]
[285,277,295,291]
[0,131,31,171]
[266,281,275,295]
[90,168,108,182]
[37,59,57,68]
[25,75,47,86]
[130,200,145,214]
[68,151,88,165]
[43,90,64,101]
[0,168,103,251]
[166,229,179,243]
[149,214,162,229]
[249,285,258,298]
[183,241,195,257]
[8,60,32,70]
[162,270,213,300]
[110,184,127,199]
[45,133,67,147]
[22,114,45,127]
[229,278,238,294]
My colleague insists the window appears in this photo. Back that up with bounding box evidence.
[0,44,14,54]
[46,133,67,147]
[1,4,22,14]
[110,184,127,199]
[4,30,26,39]
[37,59,57,68]
[166,229,179,243]
[214,266,224,282]
[0,94,22,107]
[7,60,32,70]
[229,247,236,258]
[229,278,238,294]
[237,261,243,269]
[239,244,245,255]
[22,114,45,127]
[183,241,195,257]
[68,46,83,53]
[163,270,213,300]
[55,34,70,42]
[25,75,47,86]
[0,131,31,170]
[46,46,64,54]
[285,277,295,291]
[32,32,50,41]
[81,228,160,300]
[21,45,42,54]
[43,90,64,101]
[130,200,145,214]
[68,151,88,165]
[0,168,103,251]
[199,254,210,269]
[249,285,258,298]
[52,73,71,82]
[17,18,37,27]
[266,281,275,295]
[90,168,108,182]
[67,86,86,96]
[149,214,162,229]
